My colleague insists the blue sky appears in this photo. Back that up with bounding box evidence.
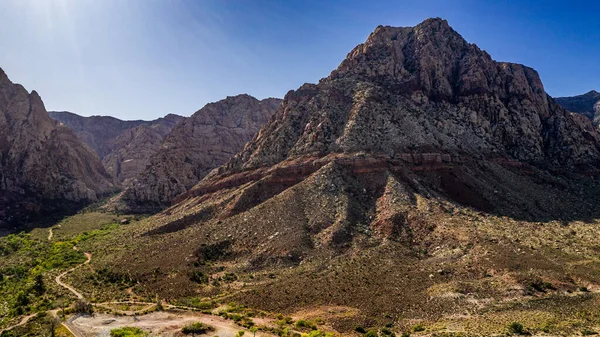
[0,0,598,120]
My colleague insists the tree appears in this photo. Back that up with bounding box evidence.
[250,327,258,337]
[74,300,93,315]
[49,317,59,337]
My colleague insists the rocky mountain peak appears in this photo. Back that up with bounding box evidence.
[200,18,599,185]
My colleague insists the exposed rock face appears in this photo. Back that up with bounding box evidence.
[49,111,146,158]
[101,114,183,184]
[50,111,184,183]
[0,68,115,227]
[217,19,599,175]
[556,90,600,127]
[112,94,281,213]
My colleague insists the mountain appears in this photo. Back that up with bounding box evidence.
[555,90,600,127]
[106,18,600,325]
[49,111,184,184]
[0,68,116,227]
[109,94,281,213]
[100,114,183,184]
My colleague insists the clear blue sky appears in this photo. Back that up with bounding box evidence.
[0,0,598,120]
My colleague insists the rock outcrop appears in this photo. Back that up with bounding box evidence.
[556,90,600,127]
[0,68,116,227]
[101,114,183,184]
[215,19,599,175]
[50,111,184,183]
[111,94,281,213]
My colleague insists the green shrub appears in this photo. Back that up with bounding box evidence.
[110,327,148,337]
[181,322,215,334]
[411,324,425,332]
[364,330,378,337]
[296,320,316,330]
[508,322,524,334]
[189,270,209,284]
[581,330,597,336]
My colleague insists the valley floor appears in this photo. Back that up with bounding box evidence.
[2,207,600,337]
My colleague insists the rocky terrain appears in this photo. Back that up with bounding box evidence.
[91,18,600,334]
[0,68,116,228]
[50,111,184,184]
[556,90,600,127]
[3,17,600,337]
[110,94,281,213]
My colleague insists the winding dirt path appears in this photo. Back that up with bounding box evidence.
[0,314,36,335]
[56,252,91,300]
[48,227,54,241]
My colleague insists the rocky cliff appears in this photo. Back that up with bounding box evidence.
[101,114,183,184]
[50,111,184,184]
[0,68,116,227]
[556,90,600,127]
[111,94,281,213]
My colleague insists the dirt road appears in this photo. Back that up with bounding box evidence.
[0,314,36,335]
[56,252,91,300]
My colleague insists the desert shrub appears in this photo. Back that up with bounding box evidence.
[582,330,598,336]
[296,320,317,330]
[412,324,425,332]
[508,322,524,334]
[189,270,209,284]
[364,330,378,337]
[110,327,148,337]
[74,300,93,315]
[381,328,394,336]
[223,272,238,282]
[181,322,215,334]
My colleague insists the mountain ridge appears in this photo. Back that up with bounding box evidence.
[109,94,282,213]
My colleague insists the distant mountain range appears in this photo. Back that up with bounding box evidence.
[556,90,600,127]
[49,111,185,185]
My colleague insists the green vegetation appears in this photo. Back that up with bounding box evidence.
[411,324,425,332]
[0,232,85,320]
[181,322,215,334]
[0,219,122,326]
[109,327,148,337]
[296,319,317,330]
[364,330,378,337]
[508,322,525,335]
